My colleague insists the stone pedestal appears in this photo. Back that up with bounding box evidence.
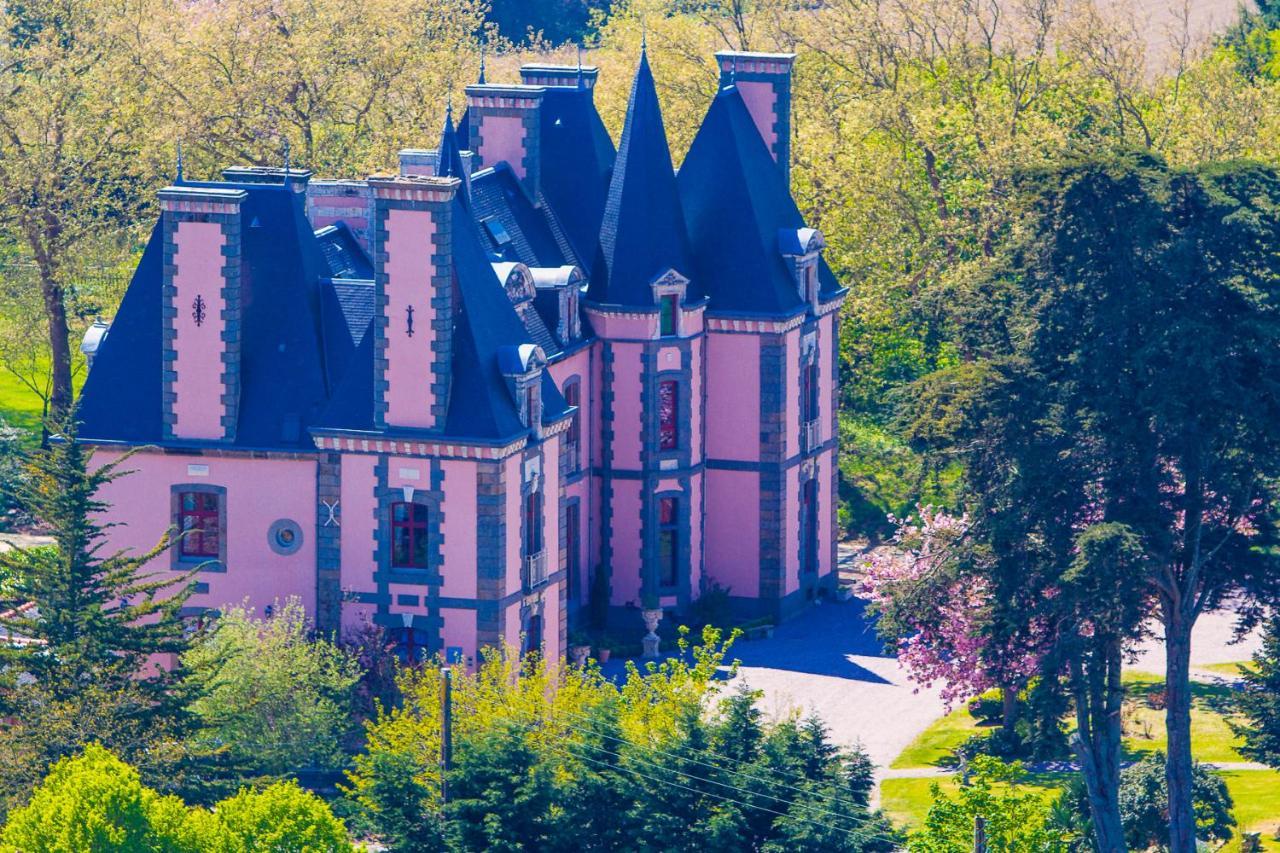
[641,608,663,658]
[569,644,590,667]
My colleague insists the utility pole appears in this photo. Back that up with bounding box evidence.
[973,815,987,853]
[441,666,453,806]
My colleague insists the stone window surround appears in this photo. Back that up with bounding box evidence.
[169,483,228,572]
[650,269,689,339]
[560,374,583,478]
[655,491,681,593]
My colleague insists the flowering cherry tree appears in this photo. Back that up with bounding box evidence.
[858,506,1048,709]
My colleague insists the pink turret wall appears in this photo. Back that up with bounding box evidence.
[610,343,644,469]
[785,464,801,595]
[705,333,760,461]
[785,329,801,459]
[504,454,522,596]
[689,338,703,463]
[610,481,643,606]
[171,221,228,440]
[93,449,317,615]
[441,607,477,663]
[689,472,704,594]
[477,115,527,180]
[818,452,834,576]
[704,470,761,596]
[384,208,437,428]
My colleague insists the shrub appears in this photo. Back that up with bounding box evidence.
[1117,752,1234,850]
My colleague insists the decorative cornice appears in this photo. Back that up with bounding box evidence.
[464,84,547,110]
[311,432,527,460]
[158,186,247,215]
[367,174,460,203]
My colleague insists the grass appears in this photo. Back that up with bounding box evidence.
[879,775,1066,834]
[1201,660,1257,678]
[0,369,47,436]
[1219,770,1280,852]
[892,672,1250,771]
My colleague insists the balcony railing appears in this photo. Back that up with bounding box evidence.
[523,551,548,592]
[564,441,580,474]
[802,419,822,453]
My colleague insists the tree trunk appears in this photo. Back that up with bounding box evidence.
[1165,615,1197,853]
[1001,684,1020,731]
[1070,640,1128,853]
[41,274,74,422]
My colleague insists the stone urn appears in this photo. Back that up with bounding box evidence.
[641,608,663,658]
[569,644,591,667]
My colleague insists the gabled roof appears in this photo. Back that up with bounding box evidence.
[591,52,696,307]
[678,85,842,316]
[538,87,616,276]
[78,182,340,449]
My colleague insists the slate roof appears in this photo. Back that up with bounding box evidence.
[317,198,568,441]
[538,87,616,276]
[470,164,567,268]
[78,181,342,450]
[678,84,844,316]
[591,51,697,307]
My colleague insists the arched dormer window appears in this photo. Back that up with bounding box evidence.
[492,262,535,305]
[531,265,585,343]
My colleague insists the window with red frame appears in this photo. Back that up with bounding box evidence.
[391,502,429,568]
[658,380,678,451]
[658,497,678,588]
[178,492,220,559]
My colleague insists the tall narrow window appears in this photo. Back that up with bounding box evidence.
[564,381,581,473]
[801,362,820,424]
[801,479,819,574]
[566,502,581,602]
[524,613,543,656]
[659,294,678,336]
[178,492,221,559]
[658,497,678,588]
[523,490,543,557]
[391,502,429,568]
[658,380,678,451]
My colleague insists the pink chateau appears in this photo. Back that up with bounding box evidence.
[76,50,846,663]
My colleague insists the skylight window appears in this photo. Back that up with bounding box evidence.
[483,217,512,247]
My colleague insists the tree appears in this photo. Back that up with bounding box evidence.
[211,781,354,853]
[1232,615,1280,767]
[0,418,192,703]
[1116,752,1234,851]
[182,598,362,783]
[0,743,196,853]
[0,0,160,418]
[902,152,1280,851]
[907,756,1070,852]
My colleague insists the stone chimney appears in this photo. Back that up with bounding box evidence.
[369,175,461,431]
[158,185,247,442]
[465,84,545,201]
[715,51,796,185]
[519,63,599,94]
[306,180,375,254]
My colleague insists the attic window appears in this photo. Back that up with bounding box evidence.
[483,217,512,247]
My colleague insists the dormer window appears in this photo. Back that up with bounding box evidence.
[531,266,585,343]
[499,344,547,439]
[650,268,689,339]
[659,295,678,336]
[779,227,825,314]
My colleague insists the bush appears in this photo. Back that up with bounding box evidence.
[1117,752,1234,850]
[213,781,354,852]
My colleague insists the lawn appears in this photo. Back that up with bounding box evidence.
[879,775,1065,833]
[1201,660,1257,679]
[0,369,48,437]
[1219,770,1280,852]
[892,672,1249,771]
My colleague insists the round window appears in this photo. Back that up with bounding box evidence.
[267,519,303,555]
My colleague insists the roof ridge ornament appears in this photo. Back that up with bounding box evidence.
[641,19,647,55]
[478,43,487,84]
[283,136,290,178]
[577,44,584,89]
[175,139,184,183]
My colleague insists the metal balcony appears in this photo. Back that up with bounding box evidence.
[523,551,548,592]
[802,419,822,453]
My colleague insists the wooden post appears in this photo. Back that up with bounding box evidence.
[973,815,987,853]
[441,666,453,805]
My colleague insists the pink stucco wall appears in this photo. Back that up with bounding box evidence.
[542,435,561,591]
[784,329,800,459]
[478,115,527,179]
[705,333,760,461]
[688,472,703,594]
[688,338,703,463]
[441,607,477,664]
[736,81,778,158]
[586,310,653,339]
[439,460,478,599]
[548,352,592,604]
[610,480,642,606]
[704,469,760,597]
[93,449,317,615]
[384,208,436,428]
[171,221,227,440]
[610,342,644,469]
[504,454,522,596]
[339,454,377,624]
[542,587,561,662]
[818,451,833,577]
[785,464,800,596]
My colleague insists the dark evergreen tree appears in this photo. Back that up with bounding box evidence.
[444,722,557,851]
[1233,615,1280,767]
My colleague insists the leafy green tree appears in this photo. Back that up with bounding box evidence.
[1117,752,1234,851]
[182,597,361,784]
[1231,615,1280,767]
[212,780,354,853]
[444,721,559,851]
[0,743,196,853]
[908,757,1068,852]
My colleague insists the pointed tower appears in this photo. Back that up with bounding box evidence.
[588,50,707,631]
